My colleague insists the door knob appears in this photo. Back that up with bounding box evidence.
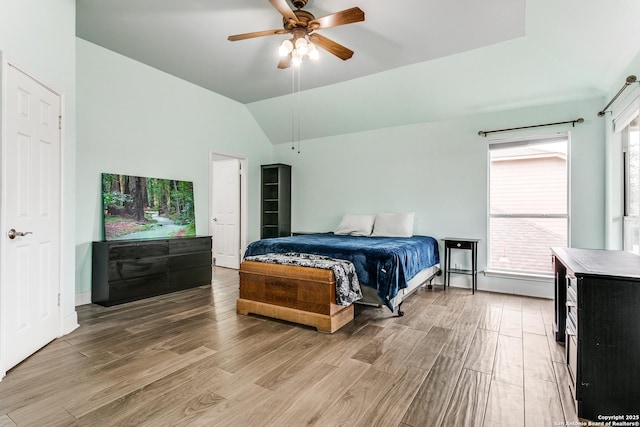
[212,218,218,222]
[7,229,33,239]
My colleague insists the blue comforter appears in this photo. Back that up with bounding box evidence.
[244,233,440,310]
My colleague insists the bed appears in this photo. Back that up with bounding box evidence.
[237,232,441,332]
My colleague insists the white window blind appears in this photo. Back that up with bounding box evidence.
[623,116,640,254]
[614,94,640,132]
[488,133,569,274]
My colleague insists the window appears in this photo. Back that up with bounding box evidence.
[623,115,640,254]
[488,134,569,275]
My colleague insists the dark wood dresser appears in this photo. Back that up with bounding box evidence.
[92,236,212,306]
[552,247,640,420]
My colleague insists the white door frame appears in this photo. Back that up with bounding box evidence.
[208,151,247,266]
[0,54,66,380]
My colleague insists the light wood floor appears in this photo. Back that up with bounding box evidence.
[0,267,578,426]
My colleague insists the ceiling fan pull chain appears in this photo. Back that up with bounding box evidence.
[291,67,296,150]
[297,65,302,154]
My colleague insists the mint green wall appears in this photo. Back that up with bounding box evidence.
[274,98,605,298]
[0,0,633,324]
[75,39,273,298]
[0,4,623,305]
[0,0,77,331]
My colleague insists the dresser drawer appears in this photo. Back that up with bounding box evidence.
[108,257,168,280]
[566,275,578,300]
[108,241,169,260]
[445,240,474,250]
[106,274,169,305]
[169,265,212,289]
[567,305,577,331]
[566,332,578,399]
[169,237,212,255]
[168,252,212,270]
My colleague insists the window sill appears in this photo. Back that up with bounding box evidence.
[484,269,553,283]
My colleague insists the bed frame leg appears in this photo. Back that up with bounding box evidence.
[394,266,441,317]
[427,276,434,290]
[426,268,442,290]
[396,302,405,317]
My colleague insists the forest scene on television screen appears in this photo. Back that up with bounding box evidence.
[102,173,196,240]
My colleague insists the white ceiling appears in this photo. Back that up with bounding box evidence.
[77,0,640,144]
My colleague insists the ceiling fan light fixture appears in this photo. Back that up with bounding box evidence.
[228,2,364,69]
[279,39,294,56]
[294,37,308,55]
[307,42,319,60]
[291,48,303,66]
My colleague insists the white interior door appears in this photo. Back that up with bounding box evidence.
[2,63,61,373]
[210,158,241,269]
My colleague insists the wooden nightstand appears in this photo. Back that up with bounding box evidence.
[442,238,480,294]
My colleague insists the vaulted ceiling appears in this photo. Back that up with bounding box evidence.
[77,0,640,144]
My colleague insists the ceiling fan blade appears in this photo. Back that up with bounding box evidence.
[228,29,286,41]
[309,7,364,30]
[309,33,354,60]
[269,0,299,23]
[277,54,292,69]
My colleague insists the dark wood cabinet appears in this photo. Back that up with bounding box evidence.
[92,236,212,306]
[261,163,291,239]
[552,247,640,420]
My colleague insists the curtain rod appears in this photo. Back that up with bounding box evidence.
[478,118,584,137]
[598,75,637,117]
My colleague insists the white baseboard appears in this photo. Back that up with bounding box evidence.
[62,311,79,335]
[75,291,91,306]
[446,273,553,299]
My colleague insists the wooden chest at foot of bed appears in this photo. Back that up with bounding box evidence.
[237,261,354,333]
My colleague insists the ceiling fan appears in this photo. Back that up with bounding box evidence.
[227,0,365,69]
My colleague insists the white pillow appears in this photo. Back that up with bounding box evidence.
[371,212,415,237]
[334,214,375,236]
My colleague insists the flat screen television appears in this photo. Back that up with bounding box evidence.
[101,173,196,241]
